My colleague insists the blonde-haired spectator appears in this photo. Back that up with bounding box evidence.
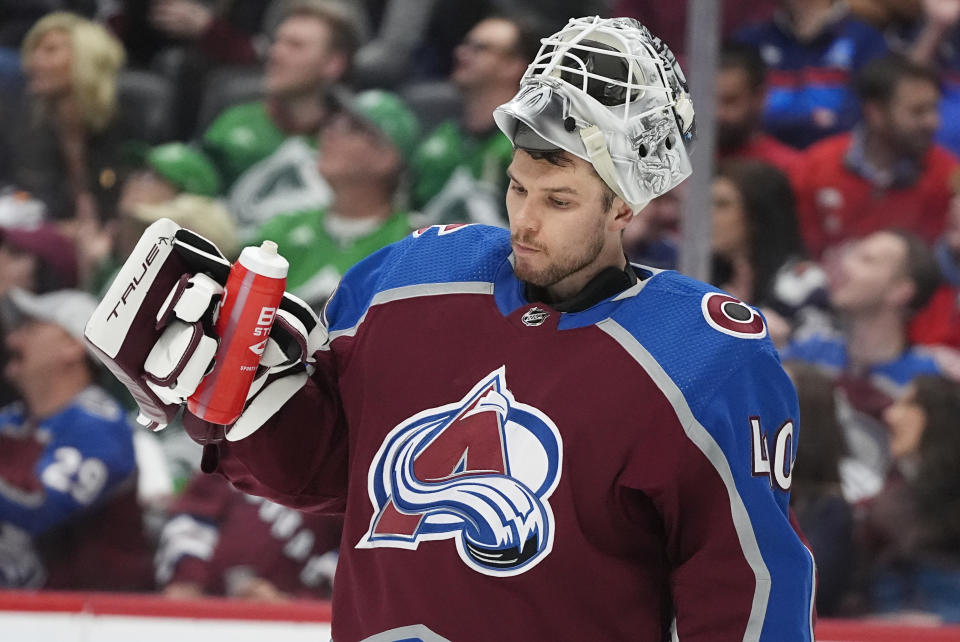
[0,12,128,225]
[23,12,125,133]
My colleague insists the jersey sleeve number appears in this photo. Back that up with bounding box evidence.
[40,447,109,505]
[750,417,794,492]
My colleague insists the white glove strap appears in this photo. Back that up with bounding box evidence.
[144,321,218,403]
[156,273,224,326]
[227,369,309,441]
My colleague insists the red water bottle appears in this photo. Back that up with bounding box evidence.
[187,240,288,425]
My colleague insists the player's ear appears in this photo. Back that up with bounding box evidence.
[610,197,634,232]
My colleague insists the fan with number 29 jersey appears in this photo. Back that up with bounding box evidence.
[198,224,816,641]
[0,386,153,591]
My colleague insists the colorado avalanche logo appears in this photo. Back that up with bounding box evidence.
[357,367,563,577]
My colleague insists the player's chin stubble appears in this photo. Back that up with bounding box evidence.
[513,229,605,289]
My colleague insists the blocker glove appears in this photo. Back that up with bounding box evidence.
[84,218,326,442]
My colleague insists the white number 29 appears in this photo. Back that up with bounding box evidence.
[750,417,795,492]
[41,447,108,505]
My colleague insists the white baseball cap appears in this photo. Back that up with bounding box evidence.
[6,288,98,340]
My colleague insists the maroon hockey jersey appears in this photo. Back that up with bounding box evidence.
[186,225,815,641]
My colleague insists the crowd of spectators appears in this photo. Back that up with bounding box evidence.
[1,0,959,625]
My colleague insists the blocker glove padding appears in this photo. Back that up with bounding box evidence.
[84,218,326,441]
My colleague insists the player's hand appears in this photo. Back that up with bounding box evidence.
[151,272,325,441]
[141,270,223,409]
[85,218,326,439]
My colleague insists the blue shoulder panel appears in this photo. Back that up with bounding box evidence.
[324,224,510,333]
[605,271,814,641]
[611,272,783,406]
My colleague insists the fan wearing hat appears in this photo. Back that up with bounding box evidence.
[114,141,222,232]
[0,288,153,590]
[133,142,222,198]
[0,224,80,407]
[251,89,420,309]
[82,142,227,294]
[0,224,79,296]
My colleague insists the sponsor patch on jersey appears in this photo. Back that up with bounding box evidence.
[357,367,563,577]
[701,292,767,339]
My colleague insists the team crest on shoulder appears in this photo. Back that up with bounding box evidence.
[701,292,767,339]
[357,367,563,577]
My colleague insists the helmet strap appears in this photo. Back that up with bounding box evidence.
[579,125,639,213]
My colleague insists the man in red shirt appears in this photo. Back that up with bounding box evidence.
[716,42,801,173]
[791,54,959,259]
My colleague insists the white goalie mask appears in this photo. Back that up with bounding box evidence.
[493,16,695,214]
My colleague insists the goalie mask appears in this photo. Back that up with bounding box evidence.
[493,16,695,214]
